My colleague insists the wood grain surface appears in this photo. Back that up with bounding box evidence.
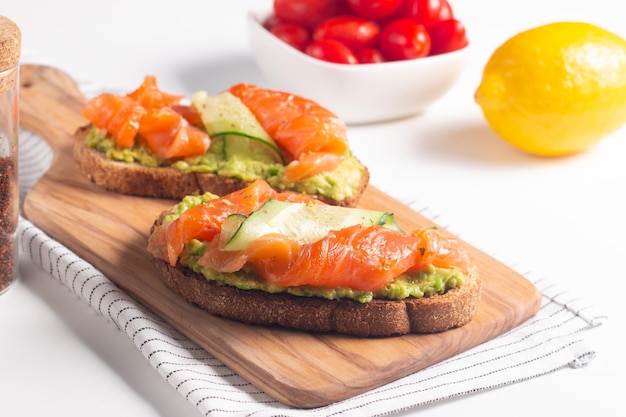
[19,64,542,409]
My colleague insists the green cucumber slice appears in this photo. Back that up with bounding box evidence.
[221,199,402,251]
[222,134,280,164]
[218,213,247,247]
[191,91,284,164]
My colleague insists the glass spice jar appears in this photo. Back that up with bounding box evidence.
[0,16,21,295]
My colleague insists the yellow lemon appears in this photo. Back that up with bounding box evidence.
[474,22,626,156]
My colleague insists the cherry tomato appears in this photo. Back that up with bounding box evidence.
[357,47,385,63]
[313,16,380,52]
[273,0,348,29]
[305,39,359,64]
[378,18,431,61]
[263,13,283,30]
[347,0,403,21]
[396,0,453,27]
[428,18,468,55]
[270,22,311,51]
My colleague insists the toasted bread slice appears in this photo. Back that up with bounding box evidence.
[73,124,370,207]
[150,257,481,337]
[147,205,482,337]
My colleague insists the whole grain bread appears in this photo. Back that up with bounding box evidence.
[73,124,369,206]
[150,258,481,337]
[148,200,482,337]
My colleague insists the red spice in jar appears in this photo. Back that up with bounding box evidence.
[0,155,18,292]
[0,15,21,294]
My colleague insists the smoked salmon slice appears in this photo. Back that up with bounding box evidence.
[198,225,424,292]
[139,107,210,159]
[81,75,210,158]
[228,83,350,181]
[197,224,469,292]
[127,75,184,108]
[81,94,145,148]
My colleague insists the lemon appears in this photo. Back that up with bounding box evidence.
[474,22,626,156]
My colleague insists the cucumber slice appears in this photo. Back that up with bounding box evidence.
[221,199,402,251]
[222,134,280,164]
[218,213,247,248]
[191,91,284,164]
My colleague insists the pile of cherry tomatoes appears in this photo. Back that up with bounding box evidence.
[265,0,468,64]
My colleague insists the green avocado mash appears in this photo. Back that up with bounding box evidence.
[164,193,465,304]
[85,127,366,202]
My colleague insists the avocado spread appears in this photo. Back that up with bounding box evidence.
[164,194,465,304]
[85,127,366,202]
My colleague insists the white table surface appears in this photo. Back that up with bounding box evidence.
[1,0,622,416]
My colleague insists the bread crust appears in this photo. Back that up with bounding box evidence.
[73,125,369,206]
[149,256,481,337]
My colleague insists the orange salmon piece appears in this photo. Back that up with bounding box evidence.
[81,93,135,129]
[249,225,421,292]
[283,152,345,182]
[408,228,472,273]
[275,113,349,157]
[162,125,211,159]
[81,93,147,147]
[196,225,419,292]
[228,83,298,136]
[196,224,470,293]
[199,232,301,274]
[138,107,181,149]
[127,74,184,108]
[81,75,209,158]
[228,84,349,179]
[170,104,204,127]
[139,107,210,159]
[105,102,147,148]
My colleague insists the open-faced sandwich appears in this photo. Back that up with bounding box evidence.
[74,76,369,207]
[147,179,481,337]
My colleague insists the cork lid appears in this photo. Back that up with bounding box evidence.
[0,16,21,72]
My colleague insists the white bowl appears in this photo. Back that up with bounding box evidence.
[246,6,470,125]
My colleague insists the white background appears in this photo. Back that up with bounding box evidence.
[1,1,623,416]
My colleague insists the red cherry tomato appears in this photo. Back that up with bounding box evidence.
[428,18,468,55]
[305,39,359,64]
[357,47,385,63]
[270,22,312,51]
[396,0,453,27]
[273,0,347,29]
[263,13,283,30]
[347,0,403,21]
[378,18,431,61]
[313,16,380,52]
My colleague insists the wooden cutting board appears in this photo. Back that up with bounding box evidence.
[19,64,542,409]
